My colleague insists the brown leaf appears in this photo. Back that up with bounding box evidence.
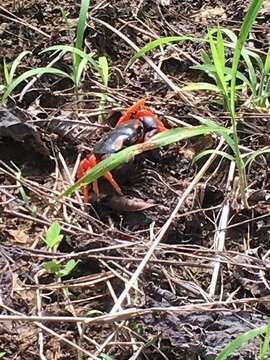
[0,108,49,157]
[7,229,32,245]
[105,194,157,212]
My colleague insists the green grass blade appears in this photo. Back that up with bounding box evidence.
[216,27,225,72]
[259,321,270,360]
[9,50,31,82]
[75,0,90,51]
[62,125,220,197]
[41,45,98,70]
[193,149,234,164]
[191,114,236,154]
[244,147,270,167]
[3,58,10,86]
[98,56,109,87]
[201,49,212,65]
[127,35,196,68]
[181,82,220,93]
[212,27,260,94]
[191,64,252,89]
[264,48,270,75]
[60,7,72,38]
[216,325,267,360]
[1,67,70,103]
[230,0,264,115]
[74,57,88,86]
[208,32,228,97]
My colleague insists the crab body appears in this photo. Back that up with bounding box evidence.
[77,99,167,203]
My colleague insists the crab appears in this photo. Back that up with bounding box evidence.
[77,99,167,203]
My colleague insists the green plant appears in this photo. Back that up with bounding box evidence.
[42,222,78,278]
[0,66,69,105]
[42,221,64,248]
[183,28,270,109]
[0,51,68,104]
[100,353,114,360]
[43,259,78,279]
[10,161,28,204]
[98,55,109,121]
[181,28,252,105]
[62,123,228,197]
[216,322,270,360]
[1,51,30,89]
[126,0,264,207]
[41,0,109,103]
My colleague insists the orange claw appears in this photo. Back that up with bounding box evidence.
[77,155,122,204]
[116,99,145,126]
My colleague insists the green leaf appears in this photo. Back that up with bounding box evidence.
[86,309,104,317]
[58,259,78,278]
[43,260,60,274]
[181,82,220,93]
[230,0,264,115]
[259,321,270,360]
[216,27,225,73]
[74,56,88,86]
[127,35,197,68]
[75,0,90,51]
[244,147,270,167]
[9,50,31,83]
[44,221,64,248]
[216,324,267,360]
[264,48,270,75]
[208,31,228,97]
[40,45,98,70]
[193,149,235,164]
[100,354,114,360]
[1,67,70,104]
[98,56,109,87]
[201,49,212,65]
[191,114,237,155]
[3,58,10,86]
[62,125,222,197]
[190,64,252,90]
[10,161,28,204]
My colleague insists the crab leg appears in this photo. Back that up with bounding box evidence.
[77,155,122,203]
[116,99,145,126]
[103,171,122,194]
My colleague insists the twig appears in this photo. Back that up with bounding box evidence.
[208,161,235,298]
[110,139,225,313]
[0,303,98,359]
[0,7,50,38]
[0,296,269,325]
[90,17,192,105]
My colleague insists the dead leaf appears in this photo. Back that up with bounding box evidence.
[159,0,171,5]
[0,108,49,157]
[105,194,157,212]
[7,229,32,245]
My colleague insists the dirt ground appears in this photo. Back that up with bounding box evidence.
[0,0,270,359]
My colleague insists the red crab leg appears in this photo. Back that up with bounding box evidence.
[103,171,122,194]
[77,155,98,203]
[77,155,122,203]
[116,99,145,126]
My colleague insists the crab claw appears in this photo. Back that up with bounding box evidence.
[116,99,145,126]
[77,155,122,204]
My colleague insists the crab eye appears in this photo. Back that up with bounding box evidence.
[140,116,157,131]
